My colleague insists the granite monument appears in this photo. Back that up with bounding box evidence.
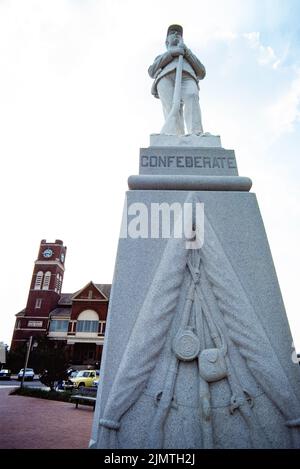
[91,25,300,449]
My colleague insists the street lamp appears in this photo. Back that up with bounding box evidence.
[20,336,37,388]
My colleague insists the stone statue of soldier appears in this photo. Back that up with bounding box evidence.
[148,24,206,136]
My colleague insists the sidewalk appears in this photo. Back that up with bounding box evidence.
[0,387,94,449]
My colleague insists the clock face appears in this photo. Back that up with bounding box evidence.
[43,248,53,258]
[60,253,65,263]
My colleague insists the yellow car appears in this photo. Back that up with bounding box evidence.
[70,370,99,388]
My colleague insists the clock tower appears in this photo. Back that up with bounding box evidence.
[11,239,67,347]
[24,239,67,317]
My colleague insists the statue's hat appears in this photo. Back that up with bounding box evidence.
[166,24,183,37]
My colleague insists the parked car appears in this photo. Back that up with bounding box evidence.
[60,369,79,390]
[17,368,35,381]
[93,378,99,387]
[0,369,11,379]
[69,370,99,388]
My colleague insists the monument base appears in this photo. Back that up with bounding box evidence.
[91,136,300,449]
[91,187,300,449]
[150,133,221,148]
[128,174,252,191]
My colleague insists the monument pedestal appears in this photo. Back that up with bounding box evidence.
[91,137,300,449]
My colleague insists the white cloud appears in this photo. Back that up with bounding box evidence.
[243,31,280,68]
[266,70,300,136]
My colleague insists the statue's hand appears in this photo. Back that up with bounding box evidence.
[170,46,185,57]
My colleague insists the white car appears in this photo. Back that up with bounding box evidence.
[0,369,11,379]
[17,368,35,381]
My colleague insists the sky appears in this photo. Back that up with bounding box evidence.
[0,0,299,351]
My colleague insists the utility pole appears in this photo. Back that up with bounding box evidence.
[20,336,33,389]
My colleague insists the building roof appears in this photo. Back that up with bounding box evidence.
[15,309,26,317]
[58,283,111,305]
[49,307,71,318]
[95,284,111,299]
[58,293,73,306]
[18,283,112,314]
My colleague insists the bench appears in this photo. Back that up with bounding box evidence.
[70,386,97,410]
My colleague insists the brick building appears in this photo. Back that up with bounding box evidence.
[11,239,110,365]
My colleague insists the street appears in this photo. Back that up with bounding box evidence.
[0,377,47,389]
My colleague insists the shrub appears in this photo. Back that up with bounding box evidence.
[10,387,72,402]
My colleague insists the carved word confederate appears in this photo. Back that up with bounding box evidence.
[141,155,236,169]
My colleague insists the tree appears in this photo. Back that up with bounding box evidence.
[30,337,69,390]
[6,343,27,373]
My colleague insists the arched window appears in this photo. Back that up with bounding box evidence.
[59,275,63,293]
[76,310,99,333]
[34,271,44,290]
[42,271,51,290]
[55,274,60,292]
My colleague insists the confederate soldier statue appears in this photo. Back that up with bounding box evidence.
[148,24,206,136]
